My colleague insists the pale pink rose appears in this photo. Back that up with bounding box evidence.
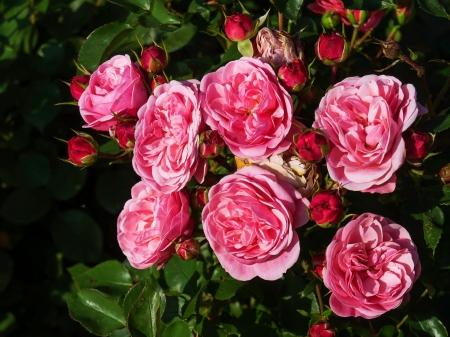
[133,80,207,194]
[200,57,293,161]
[313,75,426,193]
[324,213,421,318]
[202,166,309,281]
[78,55,148,131]
[255,28,301,67]
[117,181,192,269]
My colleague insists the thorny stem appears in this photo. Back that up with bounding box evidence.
[330,65,338,86]
[278,12,284,31]
[396,288,429,330]
[349,27,359,50]
[433,73,450,110]
[375,26,398,59]
[315,283,324,316]
[353,29,373,49]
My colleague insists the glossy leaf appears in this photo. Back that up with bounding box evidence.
[161,24,197,53]
[417,0,450,18]
[152,0,181,25]
[210,266,245,301]
[300,279,319,298]
[410,314,448,337]
[422,207,444,255]
[108,0,150,12]
[65,289,126,336]
[163,255,196,293]
[272,0,303,22]
[341,0,396,9]
[423,114,450,132]
[163,319,191,337]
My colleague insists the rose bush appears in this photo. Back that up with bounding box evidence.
[117,181,192,269]
[313,75,426,193]
[200,57,293,160]
[202,165,308,281]
[323,213,421,318]
[78,54,148,131]
[133,80,207,194]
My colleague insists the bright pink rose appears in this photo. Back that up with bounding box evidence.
[324,213,421,319]
[133,80,207,194]
[78,55,148,131]
[313,75,426,193]
[200,57,293,160]
[117,181,192,269]
[202,166,309,281]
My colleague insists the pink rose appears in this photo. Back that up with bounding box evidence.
[313,75,426,193]
[133,80,207,194]
[202,166,309,281]
[78,55,148,131]
[324,213,421,318]
[200,57,293,160]
[255,28,300,67]
[117,181,192,269]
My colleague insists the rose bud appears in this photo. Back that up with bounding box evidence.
[256,28,299,68]
[309,322,335,337]
[66,132,98,167]
[70,75,90,101]
[224,13,254,42]
[396,0,414,25]
[439,163,450,185]
[315,32,350,66]
[294,130,329,162]
[141,46,168,74]
[403,128,430,160]
[175,237,200,261]
[199,130,225,159]
[346,9,370,27]
[309,190,344,227]
[312,253,326,278]
[110,118,137,149]
[321,12,341,30]
[190,188,208,211]
[150,75,168,92]
[278,59,308,93]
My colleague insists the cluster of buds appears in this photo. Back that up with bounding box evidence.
[58,131,98,168]
[315,32,350,66]
[308,190,345,228]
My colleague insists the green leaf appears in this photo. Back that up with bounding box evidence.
[183,285,204,318]
[17,152,50,188]
[48,160,87,201]
[421,186,450,205]
[341,0,396,10]
[379,325,397,337]
[422,207,444,255]
[163,319,191,337]
[0,188,51,225]
[161,24,197,53]
[65,289,126,336]
[95,168,137,214]
[210,265,245,300]
[0,251,13,293]
[300,279,318,298]
[272,0,303,22]
[68,263,91,278]
[423,114,450,132]
[52,210,103,263]
[152,0,181,25]
[99,139,122,155]
[417,0,450,18]
[410,314,449,337]
[78,22,134,71]
[0,312,16,335]
[108,0,150,12]
[73,260,133,296]
[123,278,165,337]
[163,255,196,293]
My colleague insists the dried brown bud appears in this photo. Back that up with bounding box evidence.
[374,39,402,59]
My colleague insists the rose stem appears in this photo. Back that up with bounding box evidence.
[278,12,284,31]
[98,152,124,160]
[315,283,324,316]
[199,239,208,246]
[214,155,235,172]
[396,288,429,330]
[433,73,450,110]
[349,27,359,50]
[375,26,398,59]
[330,65,338,86]
[353,29,373,49]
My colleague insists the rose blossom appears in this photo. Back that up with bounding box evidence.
[255,28,301,67]
[117,181,192,269]
[202,166,309,281]
[200,57,293,160]
[313,75,427,193]
[324,213,421,318]
[309,190,344,226]
[133,80,207,194]
[78,55,148,131]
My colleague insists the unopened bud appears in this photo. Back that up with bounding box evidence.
[309,190,344,227]
[346,9,370,27]
[278,59,308,93]
[312,253,326,278]
[141,46,168,74]
[315,32,350,66]
[403,128,430,160]
[66,131,98,167]
[199,130,225,159]
[151,75,168,92]
[190,188,208,211]
[110,118,137,149]
[70,75,90,101]
[439,163,450,185]
[175,238,200,261]
[396,1,414,25]
[321,12,341,30]
[224,13,254,42]
[309,322,335,337]
[294,129,329,162]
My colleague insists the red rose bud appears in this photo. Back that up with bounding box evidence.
[70,75,90,101]
[224,13,254,42]
[67,132,98,167]
[110,119,137,149]
[309,322,335,337]
[321,12,341,30]
[295,130,329,162]
[141,46,168,74]
[346,9,370,27]
[151,75,168,92]
[315,32,350,66]
[403,128,430,160]
[396,1,413,25]
[190,188,208,211]
[199,130,225,159]
[175,238,200,260]
[312,253,326,278]
[309,190,344,227]
[278,59,308,93]
[439,163,450,185]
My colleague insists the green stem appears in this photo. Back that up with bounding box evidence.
[315,283,324,316]
[349,27,359,50]
[354,29,373,49]
[330,65,337,86]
